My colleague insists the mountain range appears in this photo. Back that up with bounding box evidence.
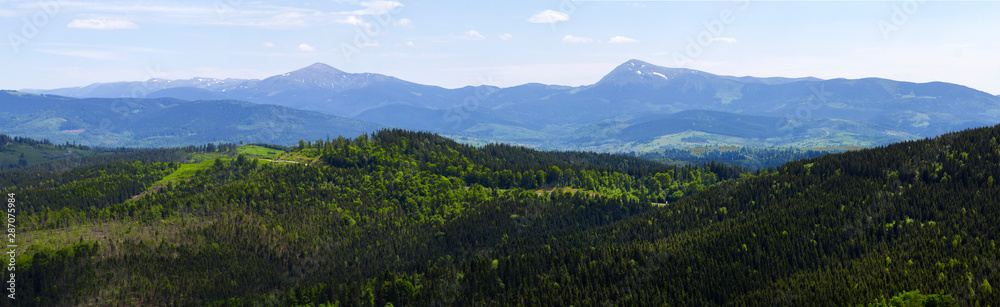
[0,90,383,148]
[19,60,1000,150]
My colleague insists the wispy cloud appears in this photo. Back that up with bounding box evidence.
[710,37,738,44]
[562,35,595,43]
[396,18,413,28]
[54,1,403,28]
[608,36,639,44]
[936,42,1000,49]
[37,49,118,60]
[499,33,513,41]
[263,12,306,26]
[297,44,316,52]
[263,42,276,48]
[336,16,370,26]
[344,1,404,15]
[528,10,569,24]
[457,30,486,40]
[357,41,380,48]
[67,19,139,30]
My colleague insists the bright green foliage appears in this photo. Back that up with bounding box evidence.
[5,125,1000,306]
[867,290,955,307]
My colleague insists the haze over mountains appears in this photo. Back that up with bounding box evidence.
[18,60,1000,150]
[0,91,384,148]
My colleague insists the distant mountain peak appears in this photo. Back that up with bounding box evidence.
[621,59,658,69]
[623,59,648,66]
[264,63,353,89]
[596,59,701,86]
[286,62,346,77]
[257,62,405,93]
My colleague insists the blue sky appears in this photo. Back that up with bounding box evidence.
[2,0,999,94]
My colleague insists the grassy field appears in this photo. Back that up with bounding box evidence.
[152,158,222,186]
[145,145,298,197]
[236,145,286,159]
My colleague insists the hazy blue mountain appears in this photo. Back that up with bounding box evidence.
[0,90,384,148]
[21,59,1000,151]
[716,75,824,85]
[612,109,910,148]
[483,60,1000,137]
[146,87,232,101]
[23,77,250,98]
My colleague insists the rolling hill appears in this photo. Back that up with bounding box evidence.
[5,125,999,305]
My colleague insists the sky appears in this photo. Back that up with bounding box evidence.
[1,0,999,94]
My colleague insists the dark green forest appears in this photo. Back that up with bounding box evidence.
[2,125,999,306]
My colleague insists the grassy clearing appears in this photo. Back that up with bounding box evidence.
[188,152,232,163]
[274,151,317,164]
[152,158,222,186]
[237,145,285,159]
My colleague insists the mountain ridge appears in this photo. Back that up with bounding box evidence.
[0,90,386,148]
[17,60,1000,151]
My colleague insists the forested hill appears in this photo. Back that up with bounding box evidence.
[4,129,737,306]
[4,126,998,305]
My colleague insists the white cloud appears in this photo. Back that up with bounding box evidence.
[406,41,416,47]
[608,36,640,44]
[262,42,276,48]
[348,1,404,15]
[562,35,595,43]
[264,12,306,27]
[297,44,316,52]
[499,33,513,41]
[528,10,569,24]
[396,18,413,28]
[44,2,406,29]
[336,16,370,27]
[710,37,738,44]
[66,19,139,30]
[458,30,486,40]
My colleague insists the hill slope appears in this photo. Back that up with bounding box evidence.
[5,124,1000,305]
